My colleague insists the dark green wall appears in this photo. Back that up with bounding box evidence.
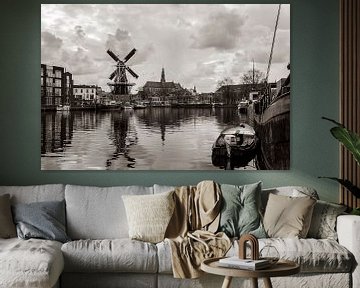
[0,0,340,202]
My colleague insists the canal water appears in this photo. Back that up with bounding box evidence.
[41,107,257,170]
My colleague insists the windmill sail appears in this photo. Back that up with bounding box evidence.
[124,48,136,63]
[126,67,139,79]
[107,49,120,62]
[109,70,117,80]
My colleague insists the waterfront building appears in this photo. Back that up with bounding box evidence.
[41,64,73,110]
[73,85,98,107]
[142,68,185,104]
[197,92,214,104]
[215,83,273,105]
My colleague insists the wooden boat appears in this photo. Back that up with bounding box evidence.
[123,102,134,109]
[212,123,259,169]
[238,100,249,114]
[133,102,147,109]
[254,74,290,170]
[56,105,70,111]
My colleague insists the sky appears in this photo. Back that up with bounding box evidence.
[41,4,290,93]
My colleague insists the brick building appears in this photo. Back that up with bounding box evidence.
[41,64,73,110]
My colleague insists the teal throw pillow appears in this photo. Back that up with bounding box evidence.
[12,200,70,243]
[218,182,266,238]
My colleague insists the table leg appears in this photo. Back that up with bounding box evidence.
[221,276,233,288]
[251,278,258,288]
[263,277,273,288]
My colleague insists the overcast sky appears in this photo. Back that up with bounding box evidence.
[41,4,290,93]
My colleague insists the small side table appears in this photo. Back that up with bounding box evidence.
[201,257,300,288]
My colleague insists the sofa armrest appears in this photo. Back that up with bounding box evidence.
[337,215,360,288]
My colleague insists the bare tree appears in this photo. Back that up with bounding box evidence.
[241,69,265,85]
[217,77,234,89]
[216,77,235,105]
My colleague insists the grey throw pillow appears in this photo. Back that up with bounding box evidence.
[307,200,347,240]
[12,200,70,243]
[0,194,17,238]
[218,182,266,238]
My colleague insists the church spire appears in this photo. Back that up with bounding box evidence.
[161,67,166,83]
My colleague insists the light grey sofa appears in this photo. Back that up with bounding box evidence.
[0,184,359,288]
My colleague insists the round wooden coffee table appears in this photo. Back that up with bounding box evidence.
[201,257,300,288]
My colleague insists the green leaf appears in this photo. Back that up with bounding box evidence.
[322,117,344,127]
[319,177,360,198]
[330,127,360,165]
[322,117,360,165]
[351,208,360,215]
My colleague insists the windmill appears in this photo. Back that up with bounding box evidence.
[107,48,139,95]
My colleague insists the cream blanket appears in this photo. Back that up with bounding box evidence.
[165,180,231,278]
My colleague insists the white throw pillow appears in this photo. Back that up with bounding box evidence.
[122,191,175,243]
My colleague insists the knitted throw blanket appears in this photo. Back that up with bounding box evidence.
[165,180,231,278]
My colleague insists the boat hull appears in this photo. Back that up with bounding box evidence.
[211,124,259,169]
[254,91,290,170]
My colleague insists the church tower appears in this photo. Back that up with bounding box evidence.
[160,67,166,83]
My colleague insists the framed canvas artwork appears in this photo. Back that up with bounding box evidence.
[41,4,290,170]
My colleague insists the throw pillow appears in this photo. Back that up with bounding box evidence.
[12,200,70,243]
[122,190,175,243]
[0,194,17,238]
[307,200,347,240]
[263,193,316,238]
[218,182,266,238]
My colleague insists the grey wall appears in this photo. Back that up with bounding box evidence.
[0,0,340,202]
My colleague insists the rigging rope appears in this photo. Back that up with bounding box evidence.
[265,4,282,83]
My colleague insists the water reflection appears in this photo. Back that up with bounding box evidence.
[41,108,257,170]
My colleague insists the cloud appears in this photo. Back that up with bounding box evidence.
[129,44,155,66]
[41,31,63,50]
[105,29,134,59]
[41,4,290,92]
[105,28,153,67]
[191,10,246,51]
[63,47,100,75]
[41,31,64,65]
[75,25,86,39]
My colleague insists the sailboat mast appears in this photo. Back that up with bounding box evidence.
[252,59,255,86]
[265,4,281,83]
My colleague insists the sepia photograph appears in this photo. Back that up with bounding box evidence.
[41,4,290,170]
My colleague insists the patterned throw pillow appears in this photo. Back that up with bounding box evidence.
[263,194,316,238]
[217,182,266,239]
[0,194,16,238]
[122,191,175,243]
[307,200,347,240]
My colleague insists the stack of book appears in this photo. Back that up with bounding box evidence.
[218,257,271,270]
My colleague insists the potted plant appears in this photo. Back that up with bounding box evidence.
[320,117,360,215]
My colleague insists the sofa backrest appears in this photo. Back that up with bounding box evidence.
[0,184,65,204]
[65,184,154,240]
[153,184,176,194]
[260,186,319,212]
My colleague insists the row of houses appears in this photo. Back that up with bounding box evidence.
[41,64,105,110]
[41,64,284,110]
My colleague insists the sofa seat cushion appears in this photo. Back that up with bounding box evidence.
[62,239,158,273]
[261,238,353,272]
[0,238,64,288]
[157,238,354,274]
[228,238,354,273]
